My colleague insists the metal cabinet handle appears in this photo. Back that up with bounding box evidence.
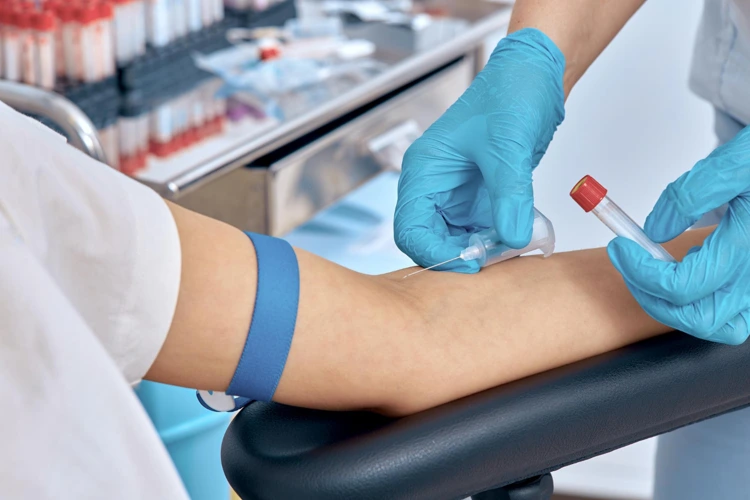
[0,81,107,164]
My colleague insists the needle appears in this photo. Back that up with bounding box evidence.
[402,256,462,279]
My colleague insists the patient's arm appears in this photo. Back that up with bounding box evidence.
[147,202,710,416]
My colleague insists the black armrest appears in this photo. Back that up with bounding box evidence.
[222,332,750,500]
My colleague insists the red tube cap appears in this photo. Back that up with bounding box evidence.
[570,175,608,212]
[14,11,31,30]
[96,1,114,19]
[33,11,57,31]
[75,4,98,24]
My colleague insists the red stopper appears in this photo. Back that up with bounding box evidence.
[33,11,57,31]
[570,175,608,213]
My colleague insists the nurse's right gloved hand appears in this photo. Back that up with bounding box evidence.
[394,28,565,272]
[608,125,750,345]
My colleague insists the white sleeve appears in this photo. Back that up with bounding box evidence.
[0,101,181,384]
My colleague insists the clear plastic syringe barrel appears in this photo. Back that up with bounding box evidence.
[571,175,675,262]
[461,208,556,268]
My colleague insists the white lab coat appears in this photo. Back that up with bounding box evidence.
[0,101,188,499]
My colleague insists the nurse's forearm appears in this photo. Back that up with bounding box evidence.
[147,202,708,416]
[508,0,646,96]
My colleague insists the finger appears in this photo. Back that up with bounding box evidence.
[643,183,700,243]
[645,127,750,242]
[477,153,534,249]
[608,233,735,306]
[705,309,750,345]
[620,275,747,343]
[394,195,480,274]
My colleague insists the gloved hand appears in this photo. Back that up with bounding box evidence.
[394,28,566,272]
[608,125,750,345]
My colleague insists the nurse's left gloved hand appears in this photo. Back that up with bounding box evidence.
[608,126,750,345]
[394,28,565,272]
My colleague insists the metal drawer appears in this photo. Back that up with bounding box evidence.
[177,56,474,236]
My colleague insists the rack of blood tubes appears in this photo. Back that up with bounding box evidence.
[0,0,290,175]
[117,78,227,176]
[0,0,228,88]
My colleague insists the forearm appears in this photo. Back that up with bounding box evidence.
[147,201,708,416]
[277,228,709,415]
[508,0,645,96]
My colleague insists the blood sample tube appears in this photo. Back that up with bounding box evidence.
[91,3,104,81]
[100,120,120,170]
[34,10,56,90]
[173,0,187,39]
[200,0,212,28]
[47,2,66,80]
[150,103,171,157]
[19,10,38,87]
[113,0,129,66]
[147,0,169,47]
[571,175,676,262]
[132,0,146,58]
[1,8,19,82]
[98,2,115,78]
[211,0,223,23]
[191,85,206,142]
[0,7,5,80]
[77,4,97,83]
[186,0,201,32]
[60,3,79,83]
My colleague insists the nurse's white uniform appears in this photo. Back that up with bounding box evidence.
[0,101,188,499]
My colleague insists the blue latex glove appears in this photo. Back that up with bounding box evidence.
[608,125,750,345]
[394,28,565,272]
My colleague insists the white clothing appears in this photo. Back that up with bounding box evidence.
[690,0,750,125]
[0,101,187,499]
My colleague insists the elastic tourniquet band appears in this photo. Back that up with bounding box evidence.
[226,232,300,402]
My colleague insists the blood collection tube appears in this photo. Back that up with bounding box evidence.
[60,3,79,83]
[113,0,129,65]
[570,175,676,262]
[77,4,97,83]
[91,4,104,81]
[47,2,66,80]
[173,0,187,40]
[0,7,5,80]
[186,0,201,32]
[149,102,173,157]
[99,119,120,170]
[99,2,116,78]
[147,0,169,47]
[19,10,40,87]
[34,10,56,90]
[200,0,213,28]
[191,86,206,142]
[132,0,146,58]
[211,0,224,23]
[2,8,20,82]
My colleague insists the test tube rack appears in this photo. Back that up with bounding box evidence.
[223,0,296,28]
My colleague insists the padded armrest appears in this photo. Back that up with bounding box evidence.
[222,333,750,500]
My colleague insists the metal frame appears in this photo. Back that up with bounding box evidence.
[159,5,512,199]
[0,81,107,164]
